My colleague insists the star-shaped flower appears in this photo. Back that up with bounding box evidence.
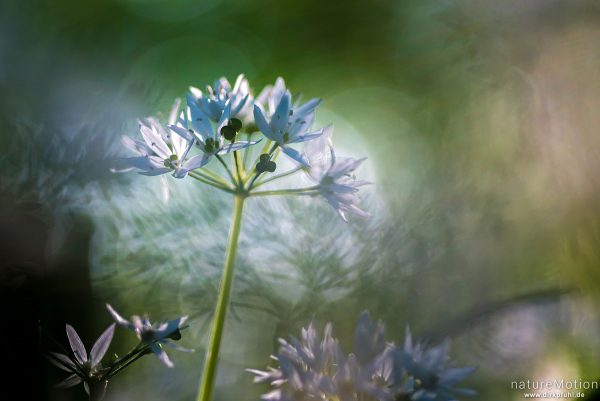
[303,125,370,221]
[188,74,251,121]
[253,87,323,167]
[169,97,260,168]
[393,328,476,401]
[106,304,191,368]
[121,99,206,178]
[47,323,115,400]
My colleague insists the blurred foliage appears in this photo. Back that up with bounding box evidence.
[2,0,600,400]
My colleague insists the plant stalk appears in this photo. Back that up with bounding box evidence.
[196,195,246,401]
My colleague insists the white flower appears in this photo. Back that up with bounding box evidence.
[253,86,323,167]
[106,304,192,368]
[47,323,115,399]
[188,74,251,121]
[121,99,206,178]
[169,96,260,167]
[304,125,370,222]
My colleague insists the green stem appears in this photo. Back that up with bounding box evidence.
[233,151,244,182]
[252,167,302,189]
[190,171,229,187]
[103,343,144,378]
[198,168,234,187]
[188,172,234,193]
[196,195,246,401]
[105,346,149,379]
[216,155,238,187]
[242,133,253,171]
[249,187,319,197]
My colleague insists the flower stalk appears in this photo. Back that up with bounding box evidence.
[197,194,246,401]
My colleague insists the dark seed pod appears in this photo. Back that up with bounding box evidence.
[221,125,237,141]
[229,118,242,132]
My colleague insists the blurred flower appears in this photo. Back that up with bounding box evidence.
[247,322,340,401]
[121,99,205,178]
[304,125,370,221]
[106,304,192,368]
[254,77,287,118]
[169,97,259,167]
[248,313,391,401]
[188,74,251,121]
[248,313,475,401]
[393,328,476,401]
[47,323,115,400]
[253,86,323,166]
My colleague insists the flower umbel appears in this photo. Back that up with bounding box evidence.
[248,313,475,401]
[106,304,192,368]
[117,74,369,222]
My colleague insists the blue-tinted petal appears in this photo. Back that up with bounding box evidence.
[437,366,477,386]
[293,98,321,119]
[287,129,323,144]
[271,91,291,133]
[217,139,262,154]
[150,343,174,368]
[253,105,275,140]
[281,146,310,167]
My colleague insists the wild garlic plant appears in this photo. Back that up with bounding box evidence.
[46,304,191,401]
[248,312,476,401]
[118,75,370,401]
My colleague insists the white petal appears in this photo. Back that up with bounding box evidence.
[90,324,115,368]
[187,95,213,140]
[65,324,87,364]
[139,124,170,159]
[182,153,211,171]
[150,343,174,368]
[168,98,182,126]
[327,157,367,179]
[122,136,152,156]
[106,304,134,330]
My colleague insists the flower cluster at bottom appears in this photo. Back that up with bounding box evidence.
[248,312,475,401]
